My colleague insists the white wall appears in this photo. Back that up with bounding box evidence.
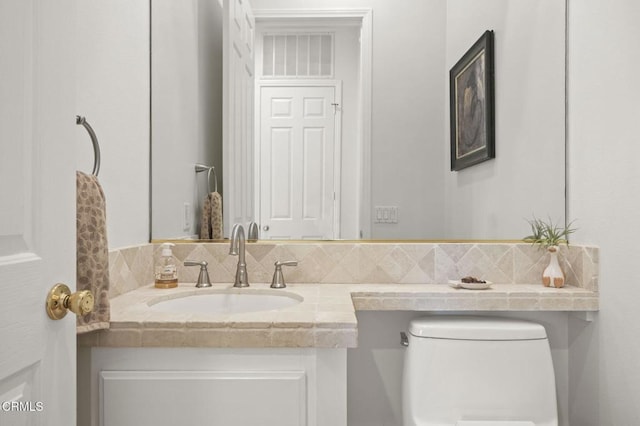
[365,0,446,239]
[443,0,566,239]
[76,0,150,248]
[568,0,640,423]
[151,0,223,239]
[333,27,361,239]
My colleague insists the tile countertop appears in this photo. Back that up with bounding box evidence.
[78,283,598,349]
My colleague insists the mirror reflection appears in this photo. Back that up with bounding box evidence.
[151,0,566,241]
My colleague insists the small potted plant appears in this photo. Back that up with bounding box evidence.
[524,217,576,288]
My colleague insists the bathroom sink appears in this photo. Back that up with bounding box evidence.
[148,290,302,315]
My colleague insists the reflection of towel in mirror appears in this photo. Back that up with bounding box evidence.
[76,171,110,333]
[200,192,223,239]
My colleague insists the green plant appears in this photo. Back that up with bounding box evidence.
[523,217,576,249]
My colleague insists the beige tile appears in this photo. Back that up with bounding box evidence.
[184,329,229,347]
[141,329,187,347]
[539,297,574,310]
[386,298,422,310]
[378,247,415,282]
[445,297,478,310]
[273,311,316,328]
[321,263,357,284]
[314,329,357,348]
[351,297,384,310]
[316,303,354,313]
[271,329,315,347]
[226,329,272,347]
[314,312,357,327]
[400,264,430,284]
[95,243,599,350]
[228,311,276,329]
[572,298,599,311]
[98,329,142,347]
[412,296,446,310]
[476,298,510,310]
[508,298,540,310]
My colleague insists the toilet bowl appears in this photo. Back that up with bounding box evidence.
[402,316,558,426]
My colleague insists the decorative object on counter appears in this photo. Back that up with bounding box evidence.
[155,243,178,288]
[76,170,110,333]
[450,30,495,171]
[461,276,486,284]
[524,217,577,288]
[448,277,492,290]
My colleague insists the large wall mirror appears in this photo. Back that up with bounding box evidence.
[151,0,566,241]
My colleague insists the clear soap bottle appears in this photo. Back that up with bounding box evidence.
[155,243,178,288]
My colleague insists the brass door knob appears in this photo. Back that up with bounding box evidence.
[46,283,95,320]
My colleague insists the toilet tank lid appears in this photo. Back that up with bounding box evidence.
[408,316,548,340]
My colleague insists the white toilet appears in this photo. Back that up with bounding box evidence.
[402,316,558,426]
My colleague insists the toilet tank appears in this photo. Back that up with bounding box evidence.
[402,316,558,426]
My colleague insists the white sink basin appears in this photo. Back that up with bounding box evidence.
[148,290,302,315]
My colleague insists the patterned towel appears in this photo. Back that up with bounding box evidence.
[76,171,110,333]
[199,192,223,239]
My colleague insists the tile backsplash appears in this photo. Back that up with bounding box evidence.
[108,242,599,299]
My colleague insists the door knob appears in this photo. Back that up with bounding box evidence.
[46,283,95,320]
[262,225,270,231]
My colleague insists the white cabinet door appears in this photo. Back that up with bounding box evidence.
[0,1,76,424]
[85,348,347,426]
[101,370,306,426]
[223,0,255,236]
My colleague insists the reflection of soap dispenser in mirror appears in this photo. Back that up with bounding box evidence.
[155,243,178,288]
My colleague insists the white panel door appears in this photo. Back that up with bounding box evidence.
[0,1,76,425]
[223,0,255,237]
[259,84,339,240]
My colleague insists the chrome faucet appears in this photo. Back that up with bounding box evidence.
[229,223,249,287]
[247,221,259,241]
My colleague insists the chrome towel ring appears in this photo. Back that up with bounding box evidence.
[76,116,101,176]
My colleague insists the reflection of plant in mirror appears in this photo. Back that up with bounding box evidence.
[523,217,576,249]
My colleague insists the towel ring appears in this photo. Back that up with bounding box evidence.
[195,164,218,193]
[76,116,101,176]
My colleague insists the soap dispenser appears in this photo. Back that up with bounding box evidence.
[155,243,178,288]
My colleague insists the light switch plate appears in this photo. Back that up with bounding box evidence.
[374,206,398,224]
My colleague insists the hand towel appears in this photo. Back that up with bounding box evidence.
[200,192,223,239]
[76,171,110,333]
[199,194,212,239]
[210,192,223,239]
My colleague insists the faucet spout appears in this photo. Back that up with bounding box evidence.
[229,224,249,287]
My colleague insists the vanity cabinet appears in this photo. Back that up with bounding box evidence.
[78,347,346,426]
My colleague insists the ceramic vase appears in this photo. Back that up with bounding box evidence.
[542,245,565,288]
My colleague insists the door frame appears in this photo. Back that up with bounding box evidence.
[256,80,343,239]
[252,8,373,238]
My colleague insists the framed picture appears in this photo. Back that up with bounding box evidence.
[450,30,495,171]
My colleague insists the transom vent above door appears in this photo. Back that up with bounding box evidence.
[262,33,334,78]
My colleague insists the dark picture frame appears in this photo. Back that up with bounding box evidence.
[450,30,495,171]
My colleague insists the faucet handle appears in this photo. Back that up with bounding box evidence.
[184,260,212,288]
[271,260,298,289]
